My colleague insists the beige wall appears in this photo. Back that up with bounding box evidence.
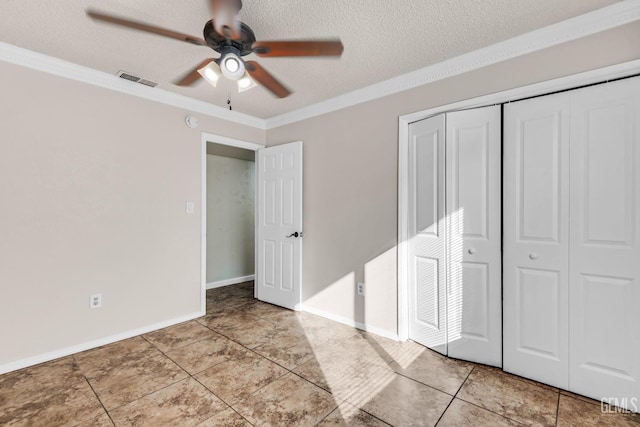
[206,155,255,284]
[0,61,264,369]
[266,21,640,336]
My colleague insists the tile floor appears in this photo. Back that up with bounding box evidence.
[1,281,639,426]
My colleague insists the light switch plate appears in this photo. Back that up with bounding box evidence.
[186,201,195,214]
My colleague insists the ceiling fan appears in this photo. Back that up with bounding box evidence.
[86,0,344,99]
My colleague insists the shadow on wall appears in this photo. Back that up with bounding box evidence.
[302,245,397,336]
[301,201,469,350]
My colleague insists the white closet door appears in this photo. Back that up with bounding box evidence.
[569,77,640,408]
[503,93,571,389]
[446,106,502,366]
[408,114,447,354]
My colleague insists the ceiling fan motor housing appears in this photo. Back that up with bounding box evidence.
[209,0,243,39]
[203,20,256,56]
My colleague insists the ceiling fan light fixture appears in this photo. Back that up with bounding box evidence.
[220,52,245,80]
[237,72,257,93]
[197,61,222,87]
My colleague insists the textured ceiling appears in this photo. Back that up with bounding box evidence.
[1,0,618,119]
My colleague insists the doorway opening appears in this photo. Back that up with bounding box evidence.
[206,143,255,288]
[200,133,262,314]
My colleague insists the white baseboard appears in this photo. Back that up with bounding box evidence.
[206,275,255,290]
[301,304,399,341]
[0,311,203,375]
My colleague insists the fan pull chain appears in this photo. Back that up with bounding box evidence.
[227,93,232,111]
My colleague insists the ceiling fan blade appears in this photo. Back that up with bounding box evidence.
[208,0,242,39]
[252,40,344,57]
[174,59,216,86]
[245,61,291,98]
[86,9,207,46]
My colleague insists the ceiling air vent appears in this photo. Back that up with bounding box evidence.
[137,79,158,87]
[116,71,158,88]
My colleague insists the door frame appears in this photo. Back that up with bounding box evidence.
[200,132,263,314]
[397,59,640,341]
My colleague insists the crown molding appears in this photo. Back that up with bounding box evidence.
[0,42,267,130]
[265,0,640,129]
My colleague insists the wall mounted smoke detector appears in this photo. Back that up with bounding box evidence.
[185,115,199,128]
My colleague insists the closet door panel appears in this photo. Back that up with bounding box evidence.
[446,106,502,366]
[408,114,448,354]
[519,113,562,242]
[503,93,571,389]
[458,262,489,339]
[569,77,640,409]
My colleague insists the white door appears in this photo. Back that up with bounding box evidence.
[446,106,502,366]
[408,114,448,354]
[569,77,640,407]
[503,92,571,389]
[256,141,303,310]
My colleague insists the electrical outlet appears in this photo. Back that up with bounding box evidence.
[90,293,102,309]
[356,282,365,296]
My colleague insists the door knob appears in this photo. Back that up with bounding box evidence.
[529,253,538,260]
[468,248,476,255]
[286,232,303,238]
